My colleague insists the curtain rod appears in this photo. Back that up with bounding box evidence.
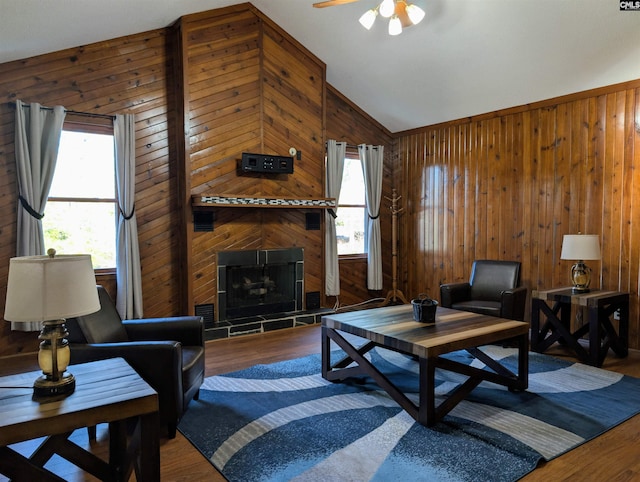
[327,142,381,150]
[9,101,116,120]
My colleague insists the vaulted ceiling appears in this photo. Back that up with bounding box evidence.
[2,0,639,132]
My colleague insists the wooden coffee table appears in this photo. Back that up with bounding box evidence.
[322,305,529,427]
[0,357,159,481]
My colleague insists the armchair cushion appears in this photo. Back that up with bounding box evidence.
[70,285,129,343]
[450,299,502,318]
[469,260,521,302]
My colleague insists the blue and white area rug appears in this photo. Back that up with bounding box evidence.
[178,347,640,481]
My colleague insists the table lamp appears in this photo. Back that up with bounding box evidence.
[4,249,100,398]
[560,234,601,294]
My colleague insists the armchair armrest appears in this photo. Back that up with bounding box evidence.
[69,341,184,420]
[440,282,471,307]
[499,286,528,321]
[70,341,182,386]
[123,316,204,347]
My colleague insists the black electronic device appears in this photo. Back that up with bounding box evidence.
[240,152,294,174]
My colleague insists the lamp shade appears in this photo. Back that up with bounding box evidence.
[4,254,100,322]
[388,15,402,35]
[560,234,601,261]
[359,9,378,30]
[379,0,395,18]
[406,4,425,25]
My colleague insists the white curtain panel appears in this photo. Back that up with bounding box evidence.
[359,144,384,290]
[325,140,346,296]
[114,114,143,319]
[13,100,66,331]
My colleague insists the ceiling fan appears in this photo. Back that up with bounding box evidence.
[313,0,426,35]
[313,0,360,7]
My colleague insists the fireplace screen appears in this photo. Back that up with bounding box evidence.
[217,248,303,321]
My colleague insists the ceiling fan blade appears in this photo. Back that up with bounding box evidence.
[313,0,360,8]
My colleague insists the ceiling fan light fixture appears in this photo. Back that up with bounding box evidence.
[379,0,395,18]
[359,8,378,30]
[388,15,402,35]
[406,4,425,25]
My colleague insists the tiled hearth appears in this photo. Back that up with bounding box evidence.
[204,308,334,341]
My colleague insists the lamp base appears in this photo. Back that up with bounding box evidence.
[33,372,75,399]
[570,262,592,294]
[571,286,590,294]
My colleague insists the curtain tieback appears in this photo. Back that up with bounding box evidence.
[368,213,380,220]
[327,208,337,219]
[18,195,44,220]
[119,205,135,220]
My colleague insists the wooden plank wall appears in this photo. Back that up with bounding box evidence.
[396,80,640,349]
[179,5,328,315]
[0,3,395,356]
[0,29,179,356]
[3,1,637,356]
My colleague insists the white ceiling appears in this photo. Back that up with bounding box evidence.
[2,0,640,132]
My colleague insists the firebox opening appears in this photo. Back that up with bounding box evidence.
[226,262,295,318]
[217,248,303,322]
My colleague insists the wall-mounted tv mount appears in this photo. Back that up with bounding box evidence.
[240,152,294,174]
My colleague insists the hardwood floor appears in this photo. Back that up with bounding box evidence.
[2,324,640,481]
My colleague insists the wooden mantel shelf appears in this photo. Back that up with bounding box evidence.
[192,195,336,209]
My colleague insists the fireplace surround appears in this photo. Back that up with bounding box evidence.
[217,247,304,322]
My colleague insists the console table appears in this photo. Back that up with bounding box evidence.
[0,357,159,481]
[530,288,629,367]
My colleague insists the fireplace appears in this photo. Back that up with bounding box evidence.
[217,248,304,321]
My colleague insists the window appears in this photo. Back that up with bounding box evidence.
[336,154,366,255]
[43,121,117,269]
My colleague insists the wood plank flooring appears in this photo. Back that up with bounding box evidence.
[1,324,639,481]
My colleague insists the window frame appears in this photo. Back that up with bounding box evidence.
[45,114,118,275]
[337,148,367,260]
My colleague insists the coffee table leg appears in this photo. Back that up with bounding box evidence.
[321,326,331,379]
[418,356,436,427]
[530,298,541,350]
[517,333,529,390]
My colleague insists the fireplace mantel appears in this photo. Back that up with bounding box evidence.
[192,195,336,210]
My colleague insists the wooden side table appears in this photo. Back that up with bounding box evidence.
[0,357,159,481]
[531,288,629,367]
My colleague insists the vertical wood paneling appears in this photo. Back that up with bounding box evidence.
[554,103,571,287]
[463,124,475,276]
[621,90,635,296]
[476,121,489,259]
[397,80,640,350]
[629,89,640,348]
[453,125,466,285]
